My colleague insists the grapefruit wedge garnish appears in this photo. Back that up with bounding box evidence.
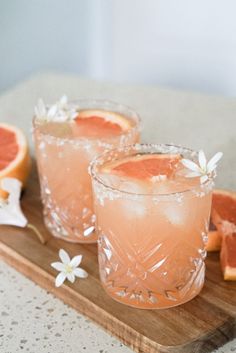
[0,123,31,197]
[102,153,181,180]
[73,109,132,138]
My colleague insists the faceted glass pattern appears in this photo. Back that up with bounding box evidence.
[91,144,213,308]
[33,100,140,243]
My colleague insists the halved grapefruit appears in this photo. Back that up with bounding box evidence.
[211,189,236,225]
[220,232,236,281]
[206,218,222,252]
[0,123,31,198]
[73,109,132,138]
[102,153,181,180]
[206,189,236,251]
[206,189,236,280]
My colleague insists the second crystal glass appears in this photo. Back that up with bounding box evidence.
[33,98,140,243]
[90,144,214,309]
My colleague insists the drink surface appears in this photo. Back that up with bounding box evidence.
[34,108,139,243]
[98,152,203,194]
[93,151,213,308]
[37,109,135,139]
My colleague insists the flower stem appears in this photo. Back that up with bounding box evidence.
[27,223,47,245]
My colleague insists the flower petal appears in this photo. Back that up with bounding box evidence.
[71,111,79,120]
[181,159,201,173]
[51,262,65,272]
[60,95,68,106]
[59,249,70,264]
[74,268,88,278]
[70,255,82,268]
[55,272,66,287]
[198,150,207,170]
[47,104,58,117]
[185,171,202,178]
[36,98,46,116]
[207,152,223,173]
[66,273,75,283]
[1,177,22,201]
[0,178,28,227]
[0,207,28,227]
[200,175,209,184]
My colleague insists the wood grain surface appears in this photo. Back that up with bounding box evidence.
[0,166,235,353]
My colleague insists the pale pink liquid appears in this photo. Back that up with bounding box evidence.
[33,108,140,243]
[92,150,213,308]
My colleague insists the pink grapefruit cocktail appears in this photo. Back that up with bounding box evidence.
[91,144,214,309]
[33,99,140,243]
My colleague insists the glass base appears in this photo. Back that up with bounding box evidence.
[44,216,97,244]
[101,281,204,309]
[99,255,205,310]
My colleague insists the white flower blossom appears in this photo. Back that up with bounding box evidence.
[181,150,223,184]
[0,178,46,244]
[0,178,27,227]
[51,249,88,287]
[34,95,78,123]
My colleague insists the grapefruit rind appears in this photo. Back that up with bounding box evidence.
[222,266,236,281]
[206,230,221,252]
[220,233,236,281]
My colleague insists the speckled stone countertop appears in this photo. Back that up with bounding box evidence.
[0,73,236,353]
[0,261,132,353]
[1,261,235,353]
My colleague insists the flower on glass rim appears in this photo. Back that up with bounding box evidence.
[51,249,88,287]
[181,150,223,184]
[34,95,78,122]
[0,178,27,227]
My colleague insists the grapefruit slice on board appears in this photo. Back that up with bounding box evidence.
[73,109,132,138]
[0,123,31,197]
[207,189,236,251]
[220,232,236,281]
[102,153,181,180]
[206,189,236,280]
[206,218,222,252]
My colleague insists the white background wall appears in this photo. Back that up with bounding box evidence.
[0,0,92,92]
[1,0,236,96]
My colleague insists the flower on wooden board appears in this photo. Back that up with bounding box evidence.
[51,249,88,287]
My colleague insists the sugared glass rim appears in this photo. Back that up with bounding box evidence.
[32,98,141,142]
[89,143,214,198]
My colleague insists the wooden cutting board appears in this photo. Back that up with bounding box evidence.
[0,166,235,353]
